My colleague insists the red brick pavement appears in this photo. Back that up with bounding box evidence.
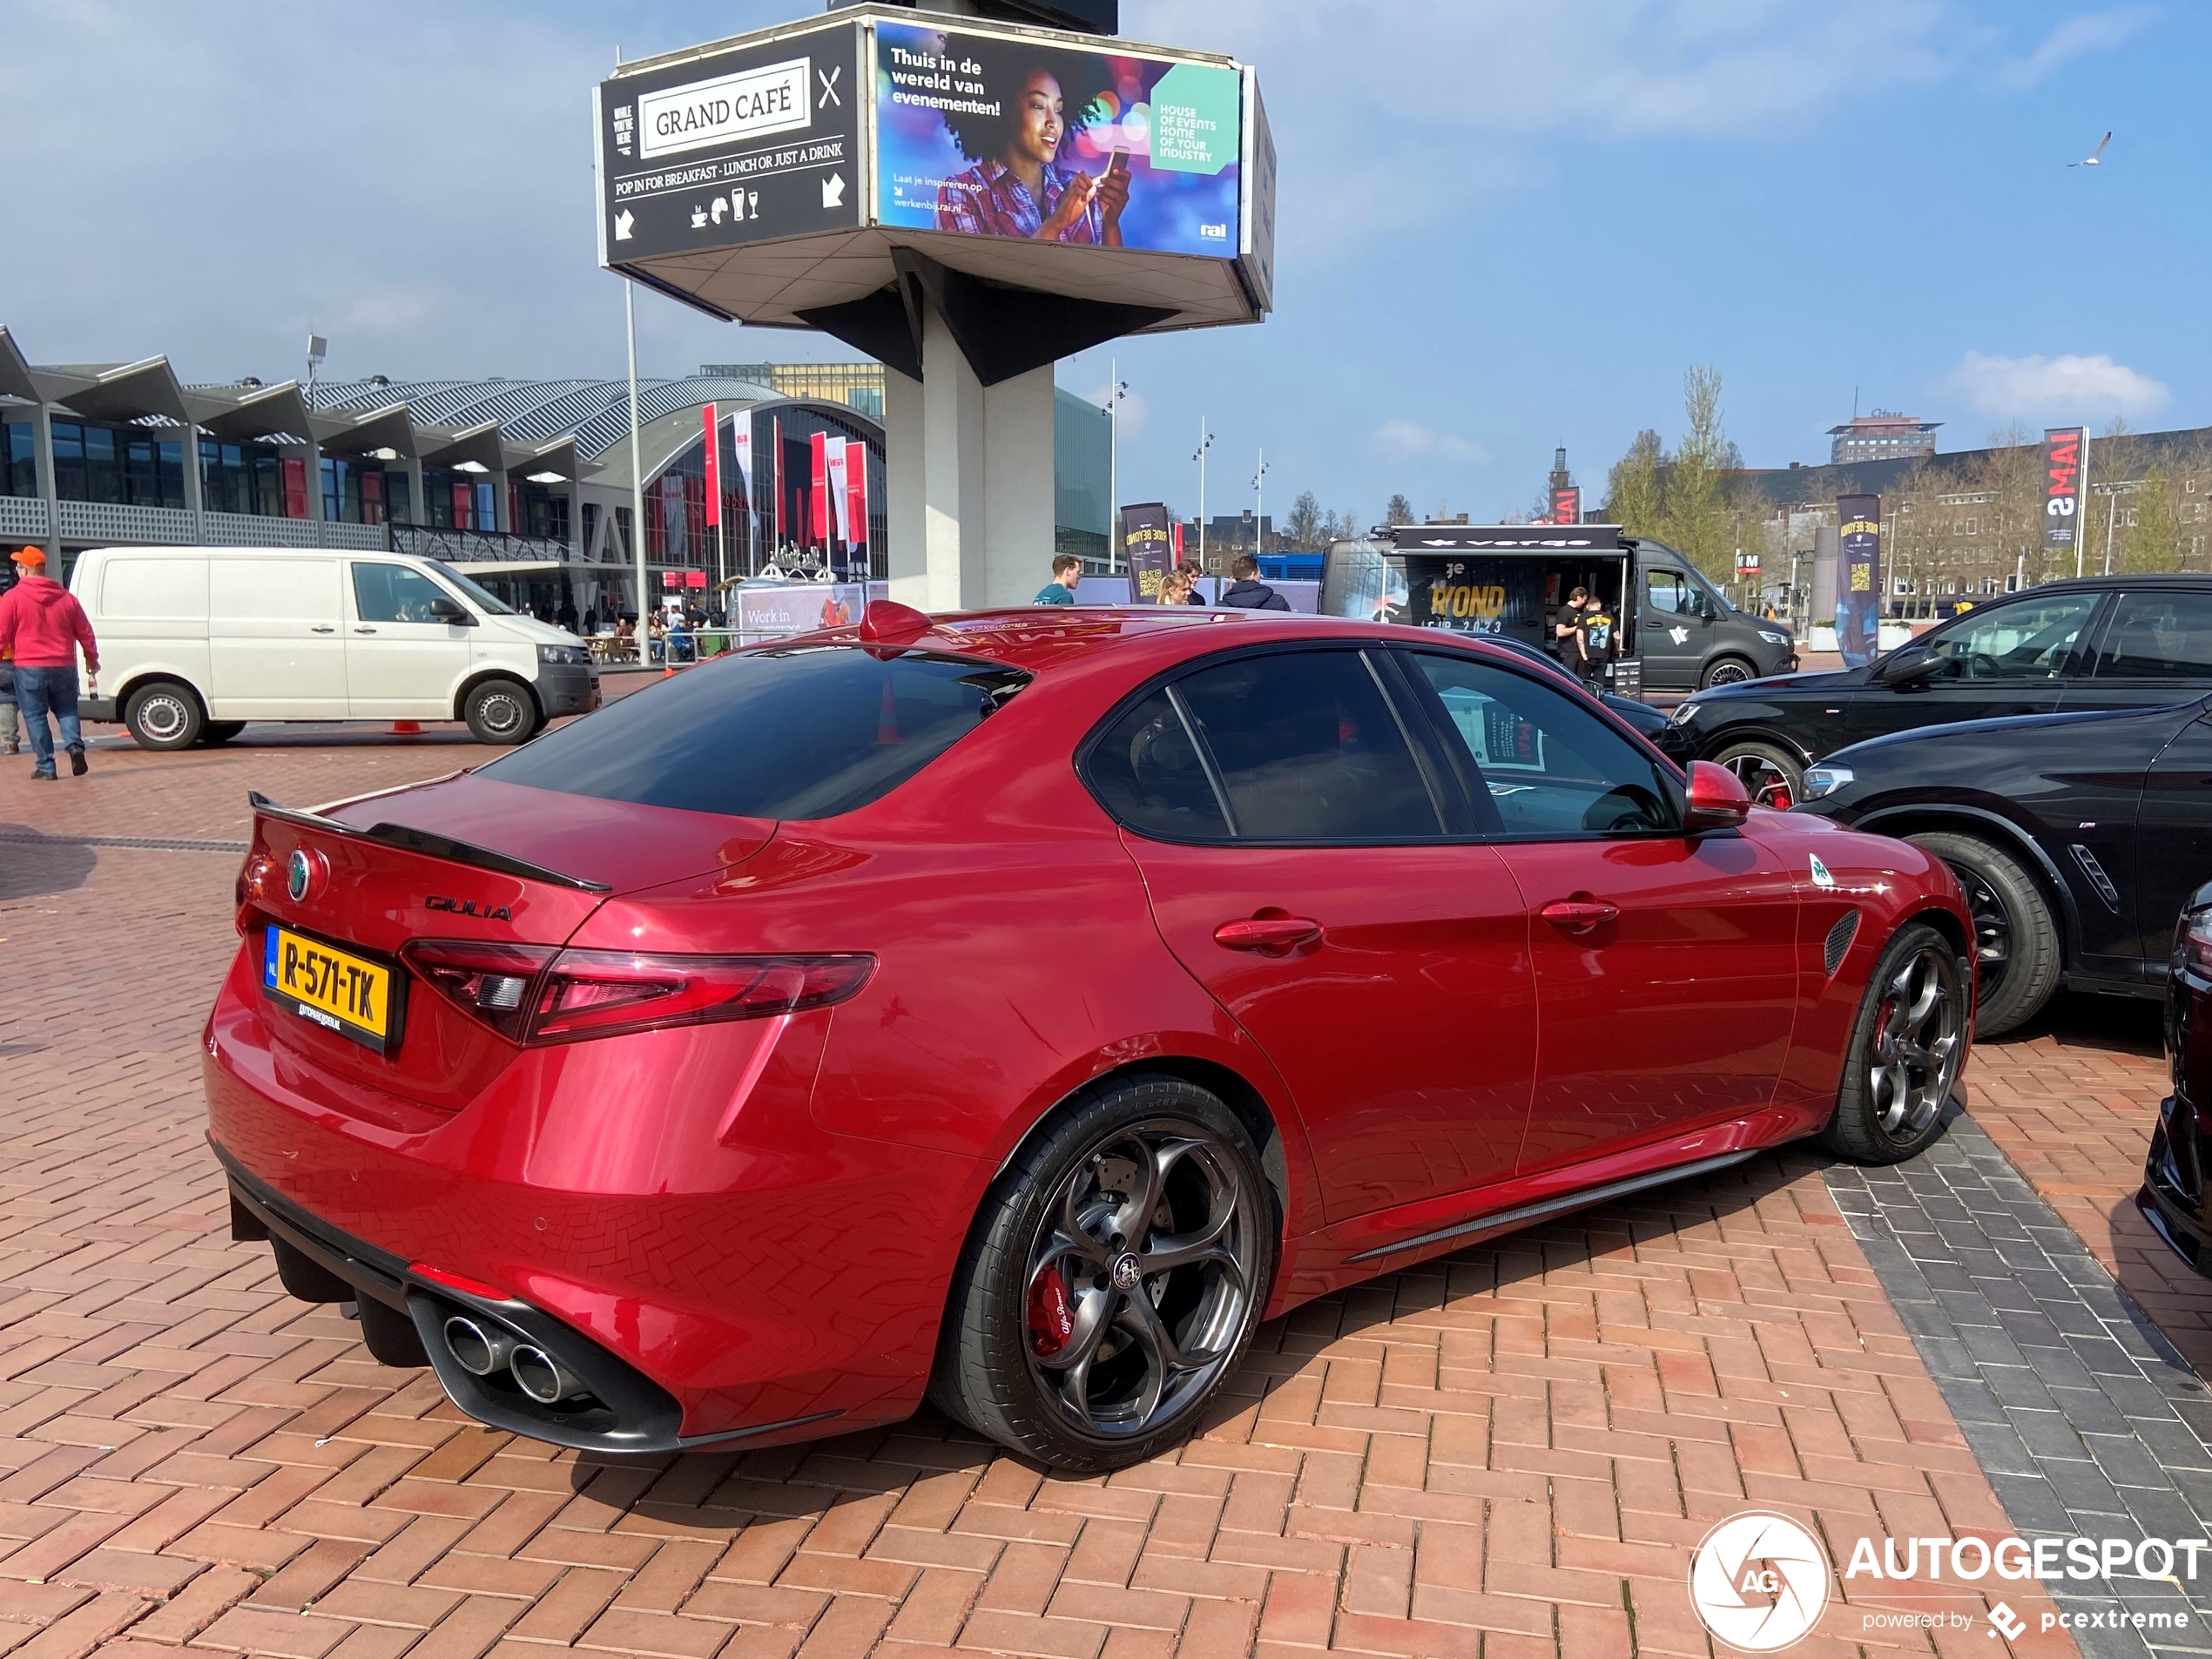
[1965,1000,2212,1377]
[0,734,2085,1658]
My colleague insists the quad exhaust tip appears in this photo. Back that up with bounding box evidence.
[442,1315,515,1378]
[509,1344,591,1405]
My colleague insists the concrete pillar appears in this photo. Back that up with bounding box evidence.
[490,467,510,535]
[180,423,206,540]
[31,403,57,557]
[400,456,425,529]
[302,440,326,548]
[883,306,1061,613]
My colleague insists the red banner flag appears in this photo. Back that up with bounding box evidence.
[809,430,829,548]
[701,403,720,527]
[846,443,868,550]
[772,418,784,547]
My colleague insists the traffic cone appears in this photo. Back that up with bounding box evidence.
[391,720,422,735]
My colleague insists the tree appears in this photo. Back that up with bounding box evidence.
[1662,366,1731,580]
[1284,490,1324,550]
[1605,428,1664,536]
[2123,467,2181,573]
[1384,493,1414,527]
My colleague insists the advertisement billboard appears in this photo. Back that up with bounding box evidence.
[1550,485,1581,526]
[1119,502,1174,600]
[2043,427,2086,556]
[873,20,1243,260]
[597,22,863,265]
[1836,495,1882,668]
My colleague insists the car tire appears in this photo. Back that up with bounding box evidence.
[933,1073,1276,1473]
[1701,655,1757,689]
[123,680,204,751]
[1819,920,1968,1164]
[1711,739,1804,809]
[200,721,246,746]
[462,678,540,745]
[1905,831,2061,1036]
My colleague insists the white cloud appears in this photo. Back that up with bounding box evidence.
[1994,7,2158,89]
[1940,352,2170,421]
[1373,420,1487,463]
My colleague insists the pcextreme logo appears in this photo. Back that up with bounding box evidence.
[1689,1512,1832,1651]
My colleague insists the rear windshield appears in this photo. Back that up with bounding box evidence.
[479,644,1029,819]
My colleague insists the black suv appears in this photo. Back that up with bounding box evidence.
[1657,577,2212,805]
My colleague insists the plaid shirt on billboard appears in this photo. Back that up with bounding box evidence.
[934,158,1103,243]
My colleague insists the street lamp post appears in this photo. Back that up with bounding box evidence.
[1193,421,1214,565]
[1251,451,1269,559]
[1105,361,1128,572]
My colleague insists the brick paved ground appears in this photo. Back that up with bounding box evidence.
[1967,1002,2212,1379]
[0,727,2158,1657]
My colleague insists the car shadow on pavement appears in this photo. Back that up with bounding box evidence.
[1979,988,2163,1059]
[0,826,98,900]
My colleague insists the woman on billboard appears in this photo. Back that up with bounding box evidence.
[934,44,1130,246]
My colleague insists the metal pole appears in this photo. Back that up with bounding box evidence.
[2105,485,2119,577]
[1253,449,1267,558]
[1107,355,1117,574]
[626,282,647,651]
[2076,426,2091,581]
[1195,419,1211,565]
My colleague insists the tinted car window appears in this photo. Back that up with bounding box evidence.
[354,563,453,624]
[1924,592,2099,680]
[479,645,1028,819]
[2093,591,2212,679]
[1173,651,1440,841]
[1086,687,1231,842]
[1412,652,1681,837]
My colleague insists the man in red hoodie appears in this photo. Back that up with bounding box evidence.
[0,547,100,779]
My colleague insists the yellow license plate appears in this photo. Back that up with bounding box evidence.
[262,926,402,1053]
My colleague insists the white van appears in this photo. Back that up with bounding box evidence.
[71,546,599,750]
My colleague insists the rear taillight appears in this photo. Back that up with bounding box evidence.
[2176,909,2212,981]
[399,940,873,1047]
[236,849,276,933]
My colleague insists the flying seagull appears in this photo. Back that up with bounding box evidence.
[2069,132,2111,168]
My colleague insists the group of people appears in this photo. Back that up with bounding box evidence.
[1551,583,1616,690]
[0,545,99,780]
[1033,553,1294,610]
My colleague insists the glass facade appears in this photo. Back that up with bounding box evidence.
[199,436,294,517]
[421,471,498,530]
[645,404,887,579]
[516,479,570,542]
[3,421,35,497]
[320,457,397,525]
[50,419,186,509]
[702,362,887,423]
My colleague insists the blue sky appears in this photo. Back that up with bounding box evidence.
[3,1,2202,523]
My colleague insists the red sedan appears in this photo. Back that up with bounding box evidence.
[207,603,1971,1470]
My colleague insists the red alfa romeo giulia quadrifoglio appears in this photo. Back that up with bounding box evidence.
[207,603,1971,1470]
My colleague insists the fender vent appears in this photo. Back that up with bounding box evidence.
[1824,910,1861,978]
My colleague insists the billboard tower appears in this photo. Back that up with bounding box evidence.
[595,2,1275,610]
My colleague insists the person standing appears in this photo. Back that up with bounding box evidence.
[1552,584,1589,666]
[1572,587,1616,691]
[1217,555,1291,610]
[1033,554,1082,605]
[0,547,99,779]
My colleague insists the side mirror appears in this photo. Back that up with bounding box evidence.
[1683,759,1752,832]
[1875,645,1941,686]
[428,597,475,626]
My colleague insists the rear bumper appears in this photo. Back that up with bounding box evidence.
[2141,1090,2210,1278]
[202,941,977,1451]
[535,662,599,717]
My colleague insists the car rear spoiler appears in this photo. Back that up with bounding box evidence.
[246,791,612,894]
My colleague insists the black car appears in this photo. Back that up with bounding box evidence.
[1477,632,1670,736]
[2144,882,2212,1278]
[1660,577,2212,806]
[1794,693,2212,1034]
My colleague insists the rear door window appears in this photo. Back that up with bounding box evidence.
[478,645,1028,819]
[2090,591,2212,680]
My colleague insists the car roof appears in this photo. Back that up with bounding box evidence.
[1996,573,2212,592]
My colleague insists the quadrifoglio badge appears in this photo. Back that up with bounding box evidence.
[1690,1513,2209,1649]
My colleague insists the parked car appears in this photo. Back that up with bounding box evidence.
[1660,577,2212,807]
[209,603,1969,1470]
[1627,536,1798,691]
[2143,883,2212,1279]
[71,544,597,749]
[1473,631,1669,736]
[1796,691,2212,1034]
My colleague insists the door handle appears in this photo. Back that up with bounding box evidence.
[1540,900,1619,934]
[1213,914,1322,954]
[354,626,377,634]
[310,625,335,633]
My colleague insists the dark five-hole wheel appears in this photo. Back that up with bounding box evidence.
[1821,921,1968,1164]
[1712,739,1803,810]
[1905,830,2060,1036]
[934,1075,1274,1471]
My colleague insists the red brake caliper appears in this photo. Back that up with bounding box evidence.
[1028,1267,1074,1356]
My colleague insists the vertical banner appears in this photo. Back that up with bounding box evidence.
[825,436,852,544]
[1120,502,1174,601]
[772,418,785,549]
[1836,494,1882,668]
[809,430,829,549]
[845,443,869,552]
[2042,427,2086,556]
[732,420,754,570]
[1551,484,1581,526]
[701,403,721,526]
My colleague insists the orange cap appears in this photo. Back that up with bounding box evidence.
[11,547,45,570]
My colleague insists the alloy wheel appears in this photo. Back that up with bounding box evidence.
[1867,943,1963,1140]
[1944,860,2013,1008]
[1705,660,1753,686]
[1721,752,1794,809]
[1022,1120,1255,1442]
